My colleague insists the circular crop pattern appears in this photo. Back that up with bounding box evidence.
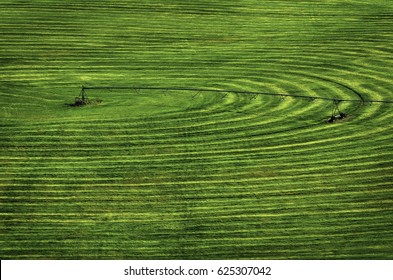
[0,0,392,259]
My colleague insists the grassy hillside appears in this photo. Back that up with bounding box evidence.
[0,0,392,259]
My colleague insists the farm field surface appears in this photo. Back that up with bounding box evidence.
[0,0,392,259]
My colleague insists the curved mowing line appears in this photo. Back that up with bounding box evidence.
[4,125,388,157]
[3,141,391,166]
[83,85,393,103]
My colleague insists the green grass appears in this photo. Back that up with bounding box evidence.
[0,0,392,259]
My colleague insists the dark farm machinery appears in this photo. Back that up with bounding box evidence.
[327,99,346,123]
[73,85,101,106]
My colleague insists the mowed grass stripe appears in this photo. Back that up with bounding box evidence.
[2,194,392,213]
[2,127,390,159]
[3,156,391,178]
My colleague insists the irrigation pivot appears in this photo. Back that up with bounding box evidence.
[78,85,393,121]
[73,85,101,106]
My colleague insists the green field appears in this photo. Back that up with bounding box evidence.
[1,0,392,259]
